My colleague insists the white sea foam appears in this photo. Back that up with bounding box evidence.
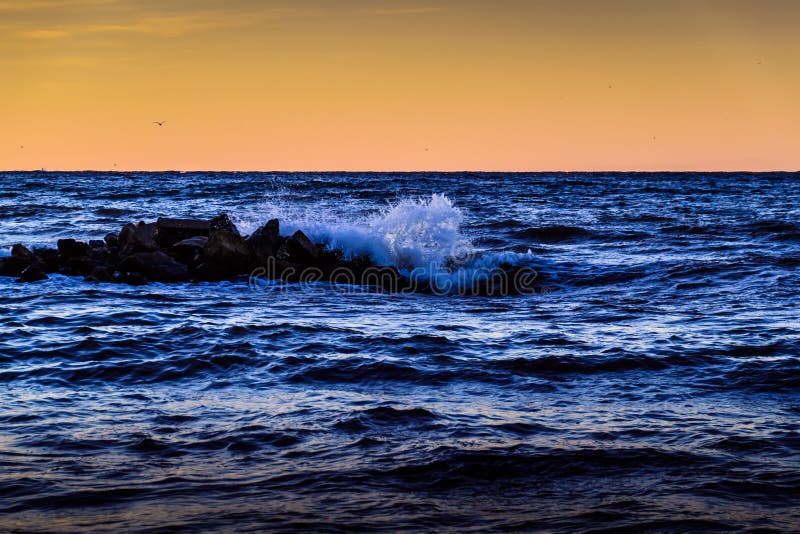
[235,192,541,291]
[236,193,473,271]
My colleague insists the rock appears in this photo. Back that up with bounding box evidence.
[55,239,95,275]
[118,271,148,286]
[17,264,48,283]
[263,218,280,236]
[64,257,97,277]
[84,265,115,283]
[170,236,207,266]
[104,232,119,248]
[276,241,291,261]
[359,265,410,293]
[175,235,208,248]
[11,244,34,262]
[57,238,89,260]
[118,222,157,257]
[156,218,210,248]
[267,259,305,282]
[1,244,36,277]
[89,240,106,249]
[286,230,320,265]
[57,238,113,276]
[118,251,189,282]
[247,219,282,266]
[193,262,222,281]
[202,230,251,276]
[209,213,239,235]
[0,256,29,277]
[33,247,60,273]
[86,242,113,264]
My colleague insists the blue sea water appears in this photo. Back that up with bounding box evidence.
[1,171,799,532]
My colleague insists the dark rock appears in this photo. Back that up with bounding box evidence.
[89,240,106,249]
[85,265,115,283]
[119,251,190,282]
[286,230,320,265]
[86,244,113,264]
[0,256,29,277]
[209,213,239,235]
[11,244,34,262]
[276,241,291,261]
[66,258,98,276]
[1,244,36,277]
[247,219,282,266]
[170,236,208,265]
[118,271,148,286]
[193,262,223,281]
[175,235,209,249]
[264,218,280,236]
[17,264,48,283]
[314,249,350,277]
[57,238,89,260]
[33,248,60,273]
[203,230,250,275]
[118,222,157,257]
[268,259,304,282]
[56,239,95,275]
[156,218,210,248]
[360,265,410,293]
[104,232,119,248]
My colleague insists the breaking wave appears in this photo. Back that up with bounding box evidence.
[236,193,540,284]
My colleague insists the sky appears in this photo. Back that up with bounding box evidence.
[1,0,798,171]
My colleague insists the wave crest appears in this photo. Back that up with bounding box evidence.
[237,193,472,271]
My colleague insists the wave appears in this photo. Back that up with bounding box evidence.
[746,219,800,240]
[334,406,439,432]
[512,225,592,242]
[378,445,714,488]
[236,193,471,271]
[236,193,545,293]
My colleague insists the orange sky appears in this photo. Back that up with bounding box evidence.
[1,0,798,171]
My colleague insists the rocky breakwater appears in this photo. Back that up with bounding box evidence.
[1,214,539,295]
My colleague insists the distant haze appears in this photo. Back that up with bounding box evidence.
[1,0,798,171]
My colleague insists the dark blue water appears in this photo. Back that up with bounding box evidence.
[1,172,799,532]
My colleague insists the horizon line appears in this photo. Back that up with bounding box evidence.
[2,168,799,174]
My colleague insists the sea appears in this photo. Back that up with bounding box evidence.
[1,171,799,532]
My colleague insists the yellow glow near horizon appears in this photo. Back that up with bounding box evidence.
[1,0,798,171]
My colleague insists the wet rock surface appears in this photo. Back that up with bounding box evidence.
[156,217,210,248]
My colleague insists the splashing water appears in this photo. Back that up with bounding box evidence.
[236,193,475,273]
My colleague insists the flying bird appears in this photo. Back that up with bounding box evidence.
[153,121,166,127]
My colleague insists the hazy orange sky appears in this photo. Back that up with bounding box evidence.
[1,0,798,171]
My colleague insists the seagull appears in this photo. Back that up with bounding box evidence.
[153,121,166,127]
